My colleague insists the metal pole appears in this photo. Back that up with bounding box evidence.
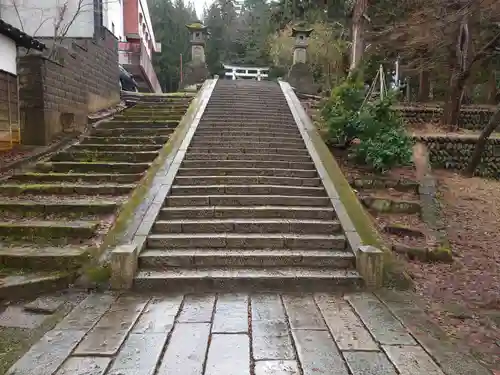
[379,64,384,100]
[395,58,400,87]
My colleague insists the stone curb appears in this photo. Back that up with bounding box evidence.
[280,81,411,289]
[85,79,218,290]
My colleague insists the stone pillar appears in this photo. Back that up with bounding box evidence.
[183,22,210,88]
[287,23,318,95]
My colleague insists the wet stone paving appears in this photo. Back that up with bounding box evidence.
[5,291,455,375]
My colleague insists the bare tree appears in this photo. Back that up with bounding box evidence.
[464,104,500,176]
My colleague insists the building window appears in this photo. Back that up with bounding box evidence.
[112,22,115,34]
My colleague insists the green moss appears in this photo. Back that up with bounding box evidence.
[308,127,413,289]
[84,264,111,283]
[428,243,453,263]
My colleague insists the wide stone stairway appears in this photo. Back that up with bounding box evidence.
[0,94,192,291]
[135,80,362,290]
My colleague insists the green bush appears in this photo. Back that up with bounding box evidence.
[321,78,413,172]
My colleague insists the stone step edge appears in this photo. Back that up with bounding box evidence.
[140,249,354,257]
[134,268,362,280]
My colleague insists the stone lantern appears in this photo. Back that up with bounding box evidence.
[291,24,313,65]
[186,21,209,64]
[288,23,318,95]
[183,21,210,88]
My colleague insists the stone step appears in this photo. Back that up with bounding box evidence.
[8,172,143,184]
[131,104,190,111]
[181,160,314,170]
[0,220,99,240]
[159,206,336,220]
[176,167,316,178]
[90,127,174,137]
[174,175,321,187]
[183,153,310,162]
[193,130,302,139]
[0,199,118,215]
[114,114,184,121]
[125,108,188,115]
[205,105,292,112]
[81,135,169,145]
[187,147,309,156]
[0,183,135,196]
[51,150,159,163]
[189,141,306,150]
[133,267,362,292]
[70,143,162,152]
[190,135,304,144]
[147,233,346,249]
[169,185,326,197]
[165,195,329,207]
[0,246,89,270]
[97,121,179,130]
[199,118,294,126]
[152,219,341,234]
[139,249,355,268]
[197,123,299,131]
[36,161,150,174]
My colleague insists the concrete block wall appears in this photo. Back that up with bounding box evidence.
[19,30,120,145]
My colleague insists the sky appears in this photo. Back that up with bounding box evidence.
[193,0,212,19]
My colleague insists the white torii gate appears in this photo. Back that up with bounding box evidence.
[222,64,270,81]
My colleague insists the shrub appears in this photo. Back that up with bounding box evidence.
[321,78,413,172]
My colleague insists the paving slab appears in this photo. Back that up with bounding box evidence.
[292,330,349,375]
[383,345,446,375]
[157,322,210,375]
[73,295,147,356]
[205,334,251,375]
[6,330,87,375]
[178,293,215,323]
[343,351,398,375]
[24,296,64,314]
[132,294,183,334]
[346,293,417,346]
[56,293,117,330]
[255,360,300,375]
[282,294,327,330]
[212,293,249,333]
[55,357,111,375]
[0,305,49,328]
[106,333,168,375]
[315,293,378,351]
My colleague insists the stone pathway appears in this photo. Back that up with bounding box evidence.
[4,291,492,375]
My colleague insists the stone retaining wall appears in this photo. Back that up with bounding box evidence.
[397,106,495,130]
[413,134,500,178]
[19,30,120,146]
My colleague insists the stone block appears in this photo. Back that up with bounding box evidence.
[356,245,384,289]
[110,244,139,290]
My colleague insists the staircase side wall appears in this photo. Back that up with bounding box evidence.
[18,30,120,146]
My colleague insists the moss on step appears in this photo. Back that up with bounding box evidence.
[361,196,422,214]
[0,221,98,241]
[78,84,211,284]
[0,183,134,196]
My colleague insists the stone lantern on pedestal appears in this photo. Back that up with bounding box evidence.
[287,23,319,94]
[183,21,210,88]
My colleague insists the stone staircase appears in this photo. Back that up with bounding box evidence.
[0,94,193,289]
[135,80,362,290]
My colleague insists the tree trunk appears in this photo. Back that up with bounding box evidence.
[464,105,500,177]
[441,71,466,128]
[418,69,430,102]
[350,0,368,72]
[487,70,497,105]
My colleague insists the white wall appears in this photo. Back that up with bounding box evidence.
[0,34,17,75]
[0,0,95,38]
[138,0,156,56]
[103,0,124,40]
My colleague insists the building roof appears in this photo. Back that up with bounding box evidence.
[0,19,45,50]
